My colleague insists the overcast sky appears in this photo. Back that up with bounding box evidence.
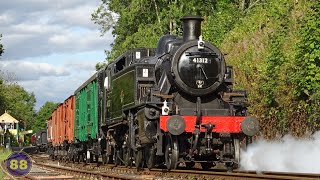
[0,0,114,110]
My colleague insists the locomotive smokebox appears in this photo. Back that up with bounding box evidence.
[181,15,203,42]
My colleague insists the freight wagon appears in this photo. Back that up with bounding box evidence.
[47,95,75,160]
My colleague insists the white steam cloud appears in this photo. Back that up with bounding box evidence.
[240,131,320,173]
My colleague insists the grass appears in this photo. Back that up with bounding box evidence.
[0,147,12,179]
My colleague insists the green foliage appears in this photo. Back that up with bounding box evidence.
[92,0,219,61]
[0,72,36,130]
[3,84,36,130]
[221,0,320,137]
[0,34,3,57]
[0,149,11,179]
[292,1,320,98]
[203,1,241,46]
[33,102,58,132]
[289,0,320,132]
[93,0,320,138]
[95,62,107,71]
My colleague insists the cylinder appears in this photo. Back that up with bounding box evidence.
[181,15,203,42]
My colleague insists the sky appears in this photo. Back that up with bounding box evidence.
[0,0,114,110]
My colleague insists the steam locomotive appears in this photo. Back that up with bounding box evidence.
[47,15,259,170]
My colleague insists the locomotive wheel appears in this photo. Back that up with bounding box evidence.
[95,155,99,163]
[134,149,143,168]
[115,150,122,166]
[123,133,132,167]
[233,138,241,168]
[200,162,214,170]
[106,140,114,164]
[185,162,195,168]
[105,154,112,164]
[123,146,132,167]
[102,154,107,165]
[165,134,179,170]
[145,146,155,169]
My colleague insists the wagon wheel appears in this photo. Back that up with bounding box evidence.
[78,153,84,163]
[72,154,76,163]
[134,149,143,168]
[65,155,69,162]
[61,156,66,162]
[165,134,179,170]
[145,145,155,169]
[86,151,93,163]
[52,154,55,161]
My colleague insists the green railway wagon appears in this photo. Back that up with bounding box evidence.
[74,74,99,141]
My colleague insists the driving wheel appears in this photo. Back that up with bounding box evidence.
[134,149,143,168]
[145,145,155,169]
[165,134,179,170]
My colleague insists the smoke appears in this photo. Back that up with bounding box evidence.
[240,131,320,173]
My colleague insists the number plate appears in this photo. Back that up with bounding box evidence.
[190,57,212,64]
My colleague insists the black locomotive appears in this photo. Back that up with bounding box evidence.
[98,15,259,170]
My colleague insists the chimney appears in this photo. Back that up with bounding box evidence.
[181,15,203,42]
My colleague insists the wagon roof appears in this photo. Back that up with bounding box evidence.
[74,71,99,94]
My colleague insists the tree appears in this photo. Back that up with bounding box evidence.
[95,62,107,71]
[92,0,218,61]
[33,102,58,132]
[0,34,4,57]
[1,83,36,130]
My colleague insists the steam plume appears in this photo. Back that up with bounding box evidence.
[240,131,320,173]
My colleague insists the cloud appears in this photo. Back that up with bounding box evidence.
[18,60,98,110]
[0,0,112,110]
[0,61,70,81]
[1,27,112,59]
[0,0,113,60]
[49,4,101,29]
[65,61,99,71]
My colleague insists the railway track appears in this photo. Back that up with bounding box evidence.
[24,162,320,180]
[3,154,320,179]
[28,155,320,180]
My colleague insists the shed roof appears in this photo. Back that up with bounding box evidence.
[0,111,19,123]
